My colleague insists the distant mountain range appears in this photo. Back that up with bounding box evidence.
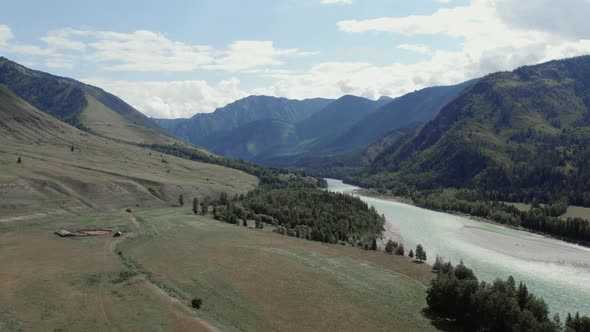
[4,55,590,206]
[154,81,474,163]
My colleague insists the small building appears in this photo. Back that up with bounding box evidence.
[55,230,75,237]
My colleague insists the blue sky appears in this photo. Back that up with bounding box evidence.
[1,0,590,118]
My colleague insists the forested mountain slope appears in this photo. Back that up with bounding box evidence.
[153,95,333,143]
[355,56,590,205]
[327,80,478,152]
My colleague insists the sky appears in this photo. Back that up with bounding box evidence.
[1,0,590,118]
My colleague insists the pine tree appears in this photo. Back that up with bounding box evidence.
[385,239,397,253]
[178,194,184,207]
[433,255,444,271]
[416,244,427,262]
[409,249,414,258]
[219,192,228,205]
[371,238,378,250]
[517,282,529,310]
[70,144,74,152]
[17,156,21,164]
[192,198,199,214]
[395,244,405,256]
[553,313,561,330]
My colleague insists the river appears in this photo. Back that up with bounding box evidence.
[327,178,590,317]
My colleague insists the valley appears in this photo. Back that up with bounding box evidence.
[2,40,590,331]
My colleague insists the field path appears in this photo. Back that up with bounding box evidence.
[98,234,116,328]
[97,214,139,330]
[0,210,66,223]
[104,212,217,332]
[140,279,220,332]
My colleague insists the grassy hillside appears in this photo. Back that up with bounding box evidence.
[80,93,178,145]
[0,57,175,145]
[0,84,257,218]
[0,206,436,331]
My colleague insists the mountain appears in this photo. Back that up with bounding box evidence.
[324,80,478,152]
[295,94,390,142]
[0,57,176,145]
[251,82,476,169]
[153,94,393,161]
[153,83,477,164]
[356,56,590,205]
[0,83,257,216]
[153,95,333,144]
[195,119,299,160]
[261,123,420,179]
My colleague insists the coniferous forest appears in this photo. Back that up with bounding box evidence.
[427,260,590,332]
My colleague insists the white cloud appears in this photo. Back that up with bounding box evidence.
[0,24,13,45]
[41,29,86,51]
[3,0,590,118]
[397,44,431,55]
[81,77,248,118]
[435,0,452,3]
[85,33,316,72]
[0,26,316,73]
[320,0,352,4]
[205,40,315,72]
[330,0,590,98]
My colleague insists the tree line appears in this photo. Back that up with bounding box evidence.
[408,188,590,244]
[427,260,590,331]
[140,143,326,189]
[239,188,385,245]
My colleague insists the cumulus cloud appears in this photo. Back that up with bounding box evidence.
[496,0,590,39]
[331,0,590,99]
[397,44,431,55]
[81,77,248,118]
[0,24,13,45]
[320,0,352,4]
[0,26,316,73]
[205,40,315,72]
[3,0,590,118]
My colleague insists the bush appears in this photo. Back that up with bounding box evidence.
[395,244,405,256]
[191,298,203,309]
[255,219,264,229]
[385,239,398,254]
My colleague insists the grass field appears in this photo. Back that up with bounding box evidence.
[560,206,590,220]
[0,207,437,331]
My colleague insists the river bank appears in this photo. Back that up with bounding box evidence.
[327,178,590,317]
[349,184,590,250]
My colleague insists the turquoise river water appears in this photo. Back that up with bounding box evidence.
[327,178,590,317]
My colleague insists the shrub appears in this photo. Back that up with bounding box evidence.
[191,298,203,309]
